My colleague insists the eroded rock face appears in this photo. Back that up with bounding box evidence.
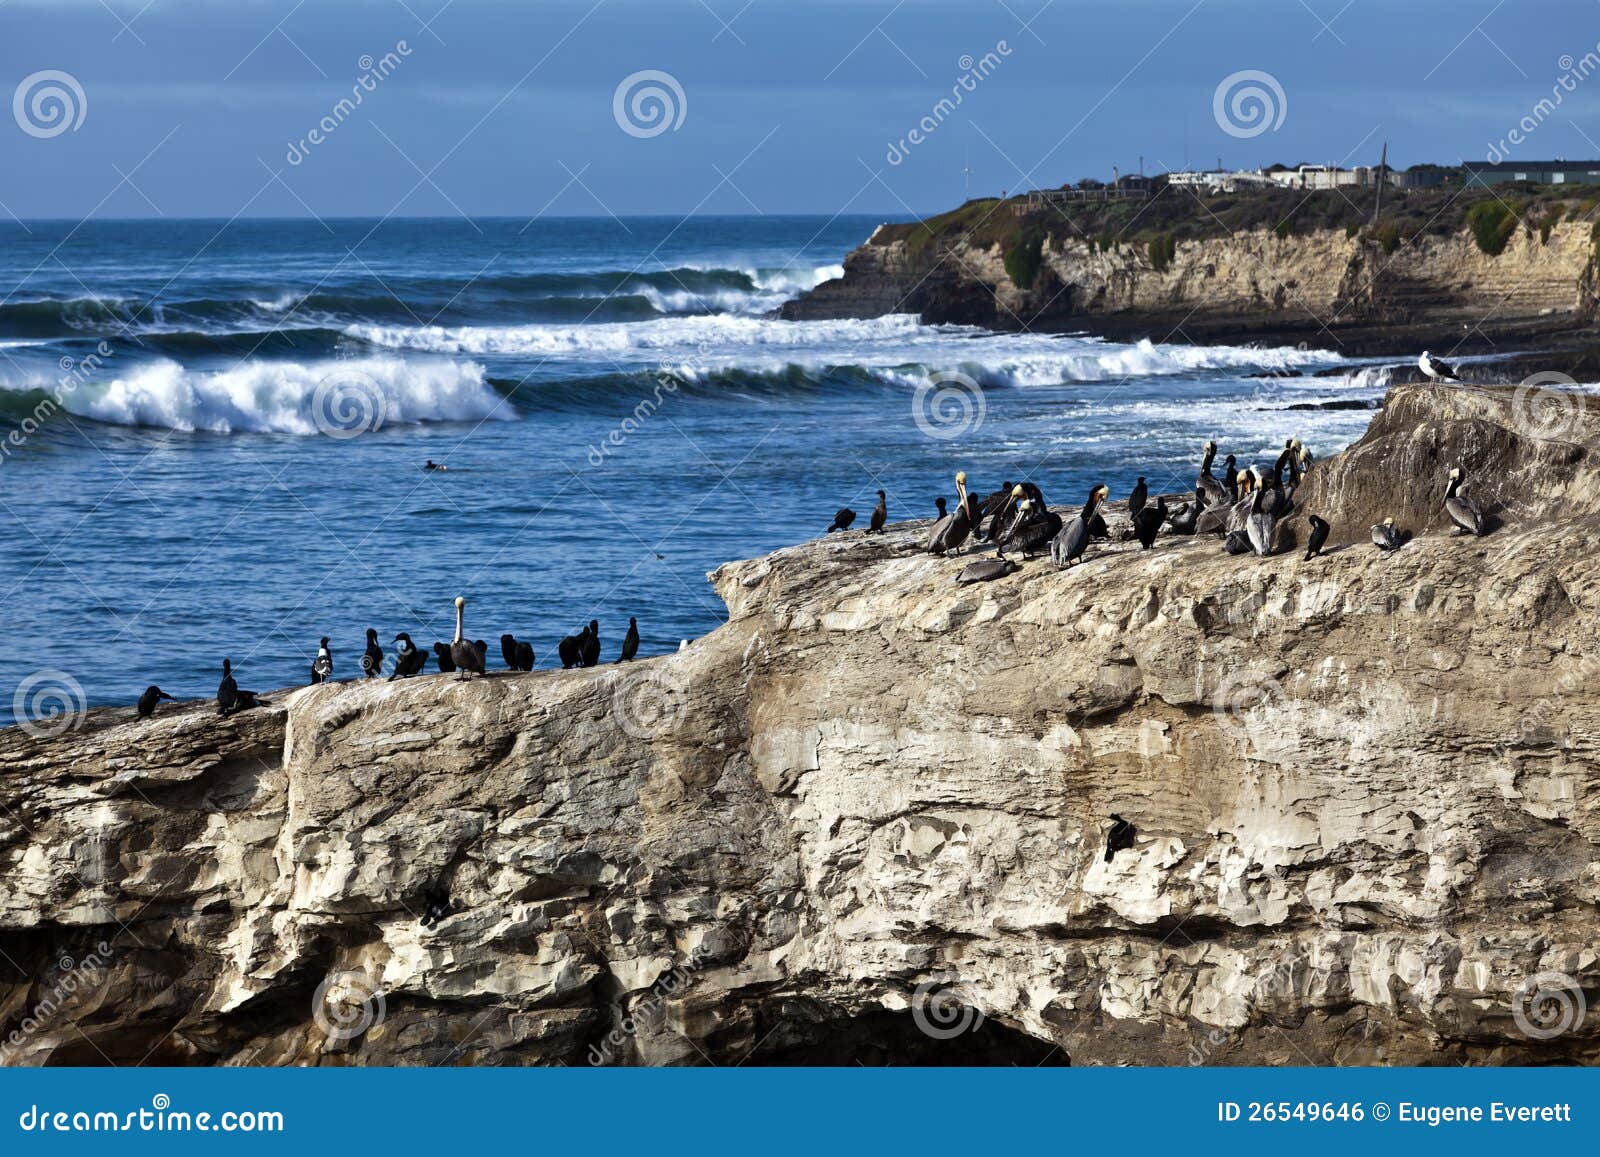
[782,223,1596,353]
[1,384,1596,1066]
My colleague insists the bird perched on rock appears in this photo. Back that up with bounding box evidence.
[1371,518,1402,552]
[391,634,427,679]
[1051,485,1108,568]
[500,633,534,671]
[361,629,384,678]
[934,496,947,520]
[581,620,601,667]
[217,660,267,716]
[618,617,640,662]
[955,558,1019,584]
[310,637,332,684]
[432,641,456,673]
[136,685,174,718]
[1128,477,1148,518]
[1418,350,1460,383]
[1133,496,1166,549]
[558,630,583,669]
[827,507,855,533]
[1303,515,1331,560]
[1443,466,1486,536]
[449,597,485,679]
[1105,815,1136,862]
[868,490,888,534]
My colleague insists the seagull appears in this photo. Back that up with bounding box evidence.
[1418,351,1460,383]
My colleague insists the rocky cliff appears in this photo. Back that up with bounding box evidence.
[2,382,1597,1067]
[782,198,1600,354]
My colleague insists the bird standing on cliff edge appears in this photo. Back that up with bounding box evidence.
[1418,351,1461,383]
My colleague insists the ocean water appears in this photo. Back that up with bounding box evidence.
[0,215,1390,724]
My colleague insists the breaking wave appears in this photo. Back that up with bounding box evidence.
[0,356,511,434]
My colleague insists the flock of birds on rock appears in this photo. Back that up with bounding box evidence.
[135,597,646,720]
[827,435,1490,586]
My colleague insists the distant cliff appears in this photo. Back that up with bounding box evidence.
[1,381,1596,1066]
[781,188,1600,354]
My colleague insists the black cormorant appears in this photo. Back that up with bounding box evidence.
[1303,515,1331,560]
[391,634,427,679]
[217,660,267,716]
[868,490,888,534]
[827,508,856,533]
[619,617,640,662]
[581,620,601,666]
[1128,477,1148,518]
[361,629,383,678]
[1105,815,1136,862]
[137,686,173,718]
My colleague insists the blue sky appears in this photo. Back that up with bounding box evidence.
[2,0,1597,219]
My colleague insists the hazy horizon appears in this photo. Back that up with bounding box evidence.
[3,0,1597,224]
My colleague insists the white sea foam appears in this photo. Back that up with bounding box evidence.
[5,356,511,434]
[347,312,1340,387]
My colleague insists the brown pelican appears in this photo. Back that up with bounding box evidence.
[974,480,1015,540]
[1371,518,1401,552]
[1246,485,1277,556]
[998,499,1063,559]
[868,490,888,534]
[1303,515,1330,559]
[989,484,1029,544]
[1443,466,1485,535]
[1260,445,1296,517]
[927,472,975,555]
[1051,484,1108,567]
[450,597,486,679]
[1168,488,1204,535]
[1223,469,1259,536]
[956,558,1020,584]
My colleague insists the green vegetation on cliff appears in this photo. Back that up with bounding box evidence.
[877,182,1584,268]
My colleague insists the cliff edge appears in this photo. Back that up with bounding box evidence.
[1,382,1597,1066]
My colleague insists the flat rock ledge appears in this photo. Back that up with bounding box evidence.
[1,382,1596,1066]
